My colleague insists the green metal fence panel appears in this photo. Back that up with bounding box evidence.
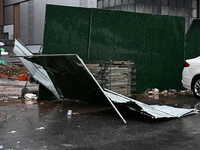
[89,10,142,61]
[43,5,91,59]
[89,9,185,93]
[43,5,185,94]
[185,19,200,59]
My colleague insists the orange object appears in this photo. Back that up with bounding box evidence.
[0,73,11,79]
[18,76,27,81]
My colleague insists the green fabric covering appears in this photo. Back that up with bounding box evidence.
[185,19,200,59]
[43,5,91,59]
[43,5,185,94]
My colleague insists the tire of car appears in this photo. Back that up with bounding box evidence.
[192,77,200,98]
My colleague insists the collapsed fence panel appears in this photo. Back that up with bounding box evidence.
[19,51,198,123]
[13,39,60,99]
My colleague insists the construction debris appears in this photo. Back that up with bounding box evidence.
[24,53,199,123]
[85,61,136,97]
[13,39,60,99]
[144,88,159,95]
[0,59,7,65]
[1,47,8,55]
[13,39,199,124]
[0,63,28,79]
[24,93,38,101]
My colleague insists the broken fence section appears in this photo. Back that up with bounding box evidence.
[13,39,60,99]
[104,89,198,119]
[13,39,199,124]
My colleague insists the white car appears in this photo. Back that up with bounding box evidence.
[182,56,200,98]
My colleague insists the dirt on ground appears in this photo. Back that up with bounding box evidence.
[0,63,28,79]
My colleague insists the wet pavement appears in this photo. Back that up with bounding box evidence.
[1,86,200,149]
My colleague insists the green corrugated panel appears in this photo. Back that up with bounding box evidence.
[43,5,185,94]
[27,56,109,105]
[89,9,185,93]
[89,10,143,60]
[185,19,200,59]
[43,5,91,59]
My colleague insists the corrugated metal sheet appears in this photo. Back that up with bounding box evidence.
[13,39,60,99]
[104,89,198,119]
[14,39,198,123]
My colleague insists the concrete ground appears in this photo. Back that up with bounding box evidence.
[1,47,21,64]
[0,81,200,150]
[1,49,200,149]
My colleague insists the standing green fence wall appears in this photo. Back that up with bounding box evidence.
[43,5,185,94]
[185,19,200,60]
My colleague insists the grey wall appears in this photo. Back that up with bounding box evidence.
[4,0,29,41]
[4,6,13,25]
[199,0,200,18]
[30,0,79,45]
[4,0,29,6]
[20,2,28,44]
[19,0,97,45]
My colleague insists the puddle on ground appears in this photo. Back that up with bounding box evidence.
[0,91,200,127]
[1,92,200,112]
[0,97,112,123]
[0,93,200,149]
[0,92,200,120]
[136,93,200,110]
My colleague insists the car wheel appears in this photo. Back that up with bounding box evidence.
[192,77,200,98]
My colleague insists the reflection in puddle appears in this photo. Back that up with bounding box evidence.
[0,93,200,149]
[136,93,200,110]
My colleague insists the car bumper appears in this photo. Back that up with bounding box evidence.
[182,68,192,90]
[182,79,191,90]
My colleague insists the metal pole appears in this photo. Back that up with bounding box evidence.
[19,53,127,123]
[87,9,93,60]
[75,55,127,124]
[21,75,31,99]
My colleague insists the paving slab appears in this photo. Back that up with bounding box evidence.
[0,78,38,97]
